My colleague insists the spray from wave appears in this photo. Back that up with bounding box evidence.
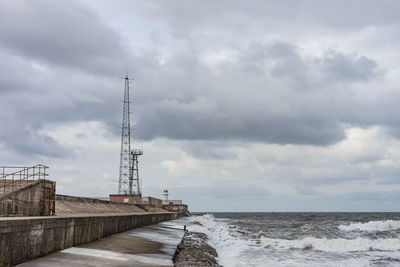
[188,214,253,267]
[261,236,400,252]
[187,214,400,266]
[339,220,400,232]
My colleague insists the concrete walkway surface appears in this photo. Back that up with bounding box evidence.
[17,222,186,267]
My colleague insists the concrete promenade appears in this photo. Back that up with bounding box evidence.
[17,223,185,266]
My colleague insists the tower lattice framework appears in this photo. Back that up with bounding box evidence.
[118,76,132,195]
[131,149,143,195]
[118,75,142,196]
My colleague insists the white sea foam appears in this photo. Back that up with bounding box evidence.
[339,220,400,232]
[188,214,253,267]
[187,215,400,266]
[251,257,373,267]
[261,236,400,252]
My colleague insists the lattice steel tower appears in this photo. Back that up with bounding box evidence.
[131,148,143,195]
[118,75,142,195]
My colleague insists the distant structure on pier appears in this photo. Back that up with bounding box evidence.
[161,189,187,213]
[111,75,143,204]
[162,189,169,205]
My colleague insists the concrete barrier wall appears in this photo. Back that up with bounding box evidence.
[56,194,110,203]
[0,180,55,217]
[55,194,146,214]
[0,212,182,266]
[148,197,163,208]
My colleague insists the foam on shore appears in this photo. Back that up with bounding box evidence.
[338,220,400,232]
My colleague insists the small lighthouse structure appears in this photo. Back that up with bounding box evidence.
[162,189,169,205]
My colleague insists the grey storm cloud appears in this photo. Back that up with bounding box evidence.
[0,0,132,75]
[1,0,400,212]
[133,42,379,146]
[0,0,400,159]
[125,0,400,35]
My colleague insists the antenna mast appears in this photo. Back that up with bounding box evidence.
[118,75,132,195]
[118,75,143,196]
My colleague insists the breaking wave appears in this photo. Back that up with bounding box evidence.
[188,214,252,267]
[261,236,400,253]
[186,214,400,266]
[339,220,400,232]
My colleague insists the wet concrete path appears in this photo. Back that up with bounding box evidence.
[17,221,186,267]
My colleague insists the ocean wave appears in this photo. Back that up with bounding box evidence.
[339,220,400,232]
[261,236,400,252]
[188,215,400,266]
[188,214,253,267]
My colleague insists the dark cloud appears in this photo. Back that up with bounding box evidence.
[0,1,132,75]
[128,0,400,35]
[180,141,238,160]
[321,52,378,82]
[137,101,345,145]
[0,109,72,159]
[133,43,381,146]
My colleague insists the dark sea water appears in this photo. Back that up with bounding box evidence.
[179,212,400,267]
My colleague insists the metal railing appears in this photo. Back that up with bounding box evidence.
[0,164,49,195]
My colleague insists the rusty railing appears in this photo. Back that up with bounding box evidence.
[0,164,49,195]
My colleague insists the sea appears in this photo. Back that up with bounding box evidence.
[168,212,400,267]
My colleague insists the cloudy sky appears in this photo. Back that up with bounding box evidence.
[1,0,400,211]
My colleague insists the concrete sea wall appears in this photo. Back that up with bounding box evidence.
[0,212,182,266]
